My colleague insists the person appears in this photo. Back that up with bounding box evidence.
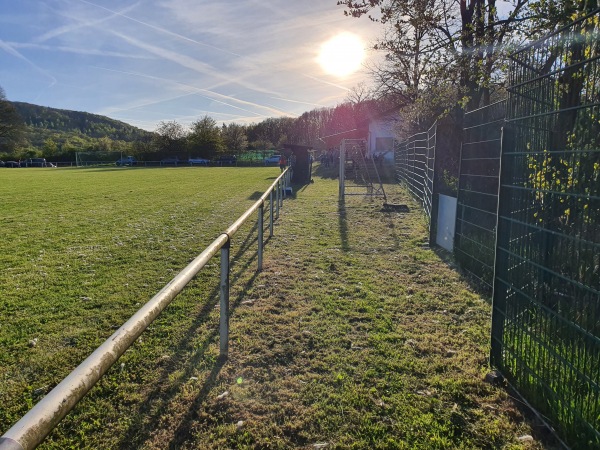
[279,154,287,172]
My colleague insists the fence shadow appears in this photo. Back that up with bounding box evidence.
[114,222,265,449]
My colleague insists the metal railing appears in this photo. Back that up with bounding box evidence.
[0,169,292,450]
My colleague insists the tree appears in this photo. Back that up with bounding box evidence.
[337,0,529,111]
[247,117,295,148]
[153,120,186,154]
[221,123,248,154]
[187,116,224,157]
[0,86,26,153]
[345,82,374,104]
[43,138,59,157]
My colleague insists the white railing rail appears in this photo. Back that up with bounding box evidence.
[0,169,292,450]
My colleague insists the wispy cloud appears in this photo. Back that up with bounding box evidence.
[103,31,296,117]
[270,97,326,108]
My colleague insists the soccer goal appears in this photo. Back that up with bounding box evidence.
[75,151,123,167]
[338,139,386,201]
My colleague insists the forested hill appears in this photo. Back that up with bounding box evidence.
[12,101,153,144]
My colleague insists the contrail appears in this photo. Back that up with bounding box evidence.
[8,41,152,59]
[270,96,325,107]
[34,2,141,43]
[0,40,57,87]
[108,29,292,116]
[75,0,242,57]
[302,73,351,92]
[92,66,290,118]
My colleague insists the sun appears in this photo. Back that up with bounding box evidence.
[318,32,365,77]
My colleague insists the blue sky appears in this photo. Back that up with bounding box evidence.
[0,0,382,131]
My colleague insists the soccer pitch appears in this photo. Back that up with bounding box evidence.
[0,166,279,438]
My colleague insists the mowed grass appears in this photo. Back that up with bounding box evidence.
[1,166,555,449]
[0,166,279,446]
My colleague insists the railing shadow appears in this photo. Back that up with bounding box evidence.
[338,199,350,252]
[114,221,266,448]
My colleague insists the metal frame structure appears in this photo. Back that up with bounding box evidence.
[0,170,292,450]
[339,139,386,200]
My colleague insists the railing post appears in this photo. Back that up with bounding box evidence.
[219,239,230,358]
[339,141,345,199]
[269,190,274,237]
[276,180,280,219]
[258,203,264,271]
[279,177,284,208]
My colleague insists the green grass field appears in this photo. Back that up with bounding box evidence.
[0,166,556,449]
[0,166,280,445]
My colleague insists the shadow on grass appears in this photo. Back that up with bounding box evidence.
[338,199,350,252]
[313,162,339,180]
[432,246,493,303]
[114,219,273,449]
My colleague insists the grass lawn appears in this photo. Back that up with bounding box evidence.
[1,166,556,449]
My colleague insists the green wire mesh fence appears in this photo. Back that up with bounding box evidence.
[491,11,600,449]
[454,100,505,290]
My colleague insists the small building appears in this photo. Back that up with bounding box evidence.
[319,108,399,165]
[282,143,314,185]
[367,113,397,165]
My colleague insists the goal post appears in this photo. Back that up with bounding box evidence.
[339,139,386,201]
[75,151,123,167]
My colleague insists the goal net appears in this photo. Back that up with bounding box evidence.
[75,151,123,167]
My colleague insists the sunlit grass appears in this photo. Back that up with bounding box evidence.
[0,166,278,440]
[0,166,556,449]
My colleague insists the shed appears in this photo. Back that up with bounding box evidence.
[282,144,313,185]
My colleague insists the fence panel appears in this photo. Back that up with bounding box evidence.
[424,124,437,226]
[491,12,600,448]
[395,124,437,230]
[396,131,428,205]
[455,100,505,289]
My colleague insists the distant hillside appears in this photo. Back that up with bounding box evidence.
[10,102,154,155]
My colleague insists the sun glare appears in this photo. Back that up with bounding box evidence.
[318,32,365,78]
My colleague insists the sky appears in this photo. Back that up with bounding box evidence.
[0,0,383,131]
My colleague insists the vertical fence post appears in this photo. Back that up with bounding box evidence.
[269,190,274,237]
[219,239,230,357]
[258,203,264,271]
[276,180,280,219]
[339,141,345,199]
[279,178,284,208]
